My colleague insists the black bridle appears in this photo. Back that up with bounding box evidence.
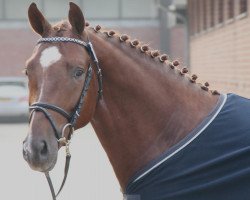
[29,36,103,200]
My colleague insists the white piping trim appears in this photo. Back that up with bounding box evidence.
[133,94,227,183]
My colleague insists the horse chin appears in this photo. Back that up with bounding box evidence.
[23,132,59,173]
[28,154,58,172]
[23,142,59,173]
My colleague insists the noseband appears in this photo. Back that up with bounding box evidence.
[29,36,103,200]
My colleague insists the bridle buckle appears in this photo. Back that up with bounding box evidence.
[62,123,74,139]
[31,36,102,200]
[57,123,74,147]
[65,141,71,157]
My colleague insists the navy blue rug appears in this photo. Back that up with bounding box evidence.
[125,94,250,200]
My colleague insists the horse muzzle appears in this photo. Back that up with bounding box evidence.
[23,136,58,172]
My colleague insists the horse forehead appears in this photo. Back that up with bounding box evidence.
[39,46,62,68]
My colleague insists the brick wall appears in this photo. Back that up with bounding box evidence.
[0,26,160,78]
[0,29,39,77]
[188,0,250,97]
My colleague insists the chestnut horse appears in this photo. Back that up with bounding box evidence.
[23,2,250,200]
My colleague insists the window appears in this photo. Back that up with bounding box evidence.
[218,0,224,23]
[203,0,207,30]
[189,0,195,35]
[84,0,119,19]
[0,0,4,19]
[121,0,157,18]
[210,0,215,27]
[228,0,234,19]
[5,0,41,20]
[44,0,81,19]
[0,0,158,21]
[240,0,247,14]
[196,0,200,33]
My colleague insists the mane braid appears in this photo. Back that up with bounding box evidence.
[86,24,220,96]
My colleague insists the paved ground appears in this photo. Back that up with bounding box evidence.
[0,122,122,200]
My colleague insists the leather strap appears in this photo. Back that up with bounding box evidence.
[45,153,71,200]
[31,102,72,120]
[30,36,102,200]
[37,37,103,98]
[45,172,56,200]
[29,106,60,140]
[29,66,93,200]
[70,65,93,126]
[56,153,71,197]
[86,42,103,98]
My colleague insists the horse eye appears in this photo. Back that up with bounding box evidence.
[74,68,84,78]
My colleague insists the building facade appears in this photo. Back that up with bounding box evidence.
[188,0,250,97]
[0,0,160,77]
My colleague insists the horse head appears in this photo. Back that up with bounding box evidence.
[22,2,98,172]
[22,2,220,195]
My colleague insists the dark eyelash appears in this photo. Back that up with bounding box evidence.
[74,69,84,77]
[22,68,28,75]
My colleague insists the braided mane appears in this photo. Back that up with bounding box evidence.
[53,21,220,96]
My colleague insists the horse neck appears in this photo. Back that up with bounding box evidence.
[87,29,219,189]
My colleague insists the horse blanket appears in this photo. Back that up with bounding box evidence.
[124,94,250,200]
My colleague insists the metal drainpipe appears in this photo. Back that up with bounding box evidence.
[155,0,190,67]
[157,0,173,54]
[2,0,6,19]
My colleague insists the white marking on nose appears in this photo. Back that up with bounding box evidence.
[40,46,62,68]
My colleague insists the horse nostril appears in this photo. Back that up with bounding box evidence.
[40,141,48,156]
[23,146,28,160]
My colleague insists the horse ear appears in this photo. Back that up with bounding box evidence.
[68,2,85,35]
[28,3,51,36]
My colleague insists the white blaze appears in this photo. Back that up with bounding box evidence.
[40,46,62,68]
